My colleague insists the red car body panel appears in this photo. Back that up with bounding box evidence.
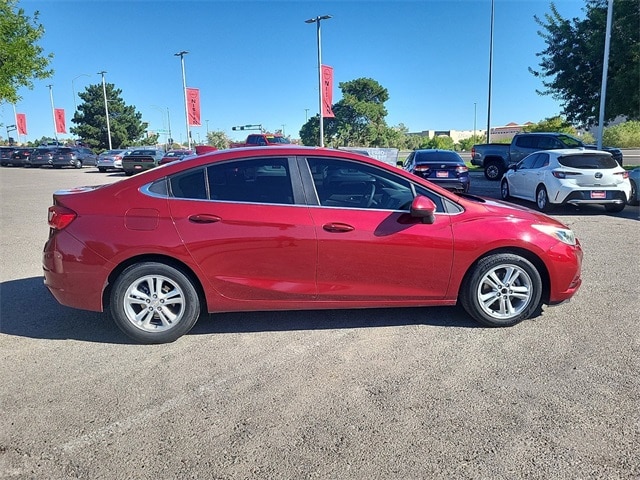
[43,147,582,317]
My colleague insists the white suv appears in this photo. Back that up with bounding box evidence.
[500,149,631,213]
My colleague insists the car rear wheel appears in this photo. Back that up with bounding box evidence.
[500,179,510,200]
[536,186,553,212]
[98,167,107,173]
[110,262,202,344]
[460,253,542,327]
[629,179,638,206]
[484,161,503,181]
[604,203,625,213]
[74,160,82,169]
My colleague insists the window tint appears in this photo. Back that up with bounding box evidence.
[170,168,207,199]
[307,157,444,212]
[519,153,539,169]
[415,151,462,163]
[533,153,549,169]
[207,158,293,204]
[515,136,535,148]
[557,135,583,148]
[558,154,618,169]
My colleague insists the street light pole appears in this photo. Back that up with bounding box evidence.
[305,14,332,147]
[98,71,112,149]
[46,84,58,144]
[486,0,494,144]
[174,50,191,150]
[474,102,477,140]
[72,74,90,113]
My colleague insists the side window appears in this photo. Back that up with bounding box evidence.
[515,136,534,149]
[306,157,444,212]
[207,158,293,204]
[533,153,549,169]
[247,135,258,145]
[537,136,556,149]
[169,168,207,199]
[404,152,415,169]
[520,154,539,169]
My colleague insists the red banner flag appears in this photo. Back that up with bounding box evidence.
[321,65,335,118]
[186,88,201,126]
[16,113,27,135]
[54,108,66,134]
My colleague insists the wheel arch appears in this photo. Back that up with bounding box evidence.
[102,254,208,313]
[458,247,551,305]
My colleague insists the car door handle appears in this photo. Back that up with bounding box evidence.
[188,214,221,224]
[323,223,354,233]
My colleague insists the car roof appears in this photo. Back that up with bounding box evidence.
[542,148,611,156]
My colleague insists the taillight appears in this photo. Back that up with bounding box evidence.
[415,165,430,172]
[48,205,77,230]
[614,171,629,179]
[456,165,469,173]
[552,170,582,179]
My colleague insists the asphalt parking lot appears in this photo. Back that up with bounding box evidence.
[1,166,638,479]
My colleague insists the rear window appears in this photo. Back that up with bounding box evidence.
[558,153,618,169]
[415,151,462,163]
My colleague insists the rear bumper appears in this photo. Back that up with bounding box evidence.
[554,186,631,205]
[43,231,110,312]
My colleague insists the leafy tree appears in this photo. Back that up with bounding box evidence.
[531,0,640,126]
[522,115,577,134]
[71,83,148,150]
[299,77,390,147]
[603,120,640,148]
[206,130,231,149]
[419,135,455,150]
[457,135,486,151]
[0,0,53,104]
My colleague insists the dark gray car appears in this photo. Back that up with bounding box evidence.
[52,147,97,169]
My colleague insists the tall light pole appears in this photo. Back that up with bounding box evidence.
[486,0,494,144]
[98,71,112,150]
[305,14,332,147]
[174,50,191,149]
[72,74,90,113]
[474,102,477,140]
[597,0,613,150]
[151,105,172,148]
[46,84,58,144]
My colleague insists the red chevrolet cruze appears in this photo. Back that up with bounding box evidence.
[43,147,583,343]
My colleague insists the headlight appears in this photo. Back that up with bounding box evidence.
[532,224,576,246]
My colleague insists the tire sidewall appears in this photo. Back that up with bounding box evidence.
[461,253,543,327]
[110,262,202,343]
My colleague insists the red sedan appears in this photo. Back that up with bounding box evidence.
[43,147,583,343]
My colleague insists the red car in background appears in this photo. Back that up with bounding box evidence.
[43,146,583,344]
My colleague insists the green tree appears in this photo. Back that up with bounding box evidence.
[419,135,455,150]
[522,115,577,134]
[457,134,486,151]
[0,0,53,104]
[299,77,390,147]
[603,120,640,148]
[206,130,231,149]
[71,83,148,150]
[531,0,640,126]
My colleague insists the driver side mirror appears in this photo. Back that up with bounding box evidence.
[410,195,436,224]
[508,163,518,171]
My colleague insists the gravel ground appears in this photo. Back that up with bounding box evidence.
[1,166,638,479]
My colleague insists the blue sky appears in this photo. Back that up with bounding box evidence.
[4,0,586,144]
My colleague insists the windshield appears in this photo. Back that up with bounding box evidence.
[558,153,618,169]
[557,134,584,148]
[267,136,290,144]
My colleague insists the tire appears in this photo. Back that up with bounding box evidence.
[460,253,543,327]
[604,203,625,213]
[0,162,8,167]
[536,186,553,212]
[500,179,510,200]
[109,262,202,344]
[98,167,107,173]
[629,179,639,206]
[74,160,82,169]
[484,161,503,181]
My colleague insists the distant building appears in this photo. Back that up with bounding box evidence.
[410,122,534,143]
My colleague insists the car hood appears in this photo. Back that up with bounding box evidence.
[461,194,568,227]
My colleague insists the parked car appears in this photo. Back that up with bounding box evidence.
[401,149,470,193]
[628,167,640,206]
[43,146,583,344]
[159,149,195,165]
[52,147,97,169]
[96,149,131,172]
[121,148,165,175]
[0,146,16,166]
[500,149,631,213]
[472,132,624,180]
[9,148,35,167]
[27,147,58,167]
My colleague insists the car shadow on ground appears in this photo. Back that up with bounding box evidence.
[1,277,479,344]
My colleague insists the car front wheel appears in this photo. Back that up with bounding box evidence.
[110,262,202,344]
[500,179,510,200]
[460,253,543,327]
